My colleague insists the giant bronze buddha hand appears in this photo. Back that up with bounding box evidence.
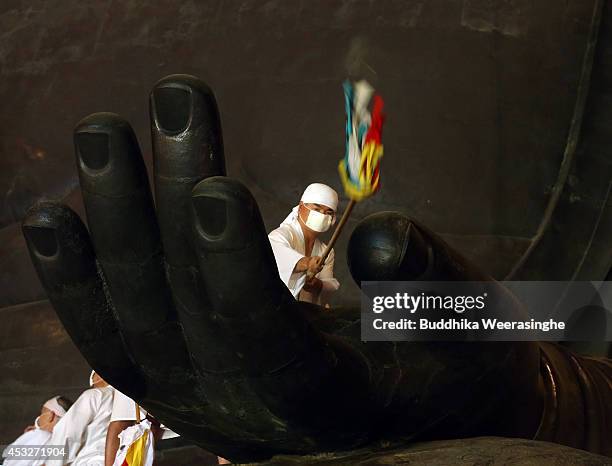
[21,75,602,462]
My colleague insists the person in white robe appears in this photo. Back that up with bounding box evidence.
[105,389,179,466]
[43,371,113,466]
[2,396,71,466]
[268,183,340,306]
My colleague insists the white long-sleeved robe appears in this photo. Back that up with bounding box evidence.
[268,212,340,305]
[44,386,113,466]
[2,427,51,466]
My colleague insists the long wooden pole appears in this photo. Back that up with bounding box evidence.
[321,199,356,263]
[306,199,356,280]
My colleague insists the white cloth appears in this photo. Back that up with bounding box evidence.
[110,390,146,423]
[43,397,67,418]
[300,183,338,211]
[2,428,51,466]
[111,390,178,440]
[44,386,114,466]
[111,419,154,466]
[269,208,340,305]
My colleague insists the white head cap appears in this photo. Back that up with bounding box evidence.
[43,396,67,417]
[300,183,338,212]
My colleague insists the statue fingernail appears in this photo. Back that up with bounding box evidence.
[23,225,58,257]
[193,195,227,237]
[76,132,109,170]
[400,223,431,279]
[192,178,258,251]
[153,86,191,133]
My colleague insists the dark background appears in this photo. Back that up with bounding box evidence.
[0,0,610,451]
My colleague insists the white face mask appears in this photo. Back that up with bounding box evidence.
[89,370,96,387]
[302,205,333,233]
[34,415,42,430]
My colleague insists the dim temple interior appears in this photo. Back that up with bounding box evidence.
[0,1,610,465]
